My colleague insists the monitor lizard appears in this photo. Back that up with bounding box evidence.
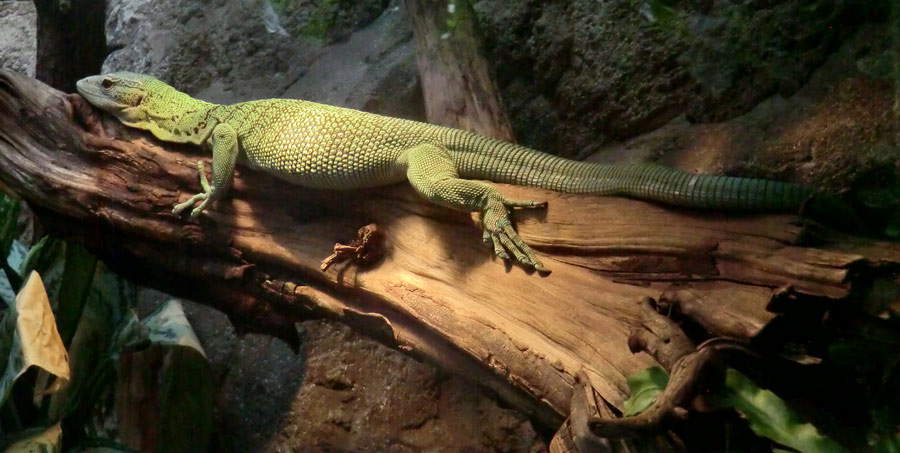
[76,72,847,273]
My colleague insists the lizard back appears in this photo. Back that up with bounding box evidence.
[222,99,436,189]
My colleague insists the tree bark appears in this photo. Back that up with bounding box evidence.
[1,71,898,430]
[33,0,107,92]
[405,0,515,141]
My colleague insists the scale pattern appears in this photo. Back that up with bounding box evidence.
[219,100,813,212]
[76,72,838,272]
[227,100,425,188]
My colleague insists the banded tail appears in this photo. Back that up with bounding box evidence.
[446,131,814,212]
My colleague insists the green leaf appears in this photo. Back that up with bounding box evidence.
[872,433,900,453]
[0,241,24,307]
[0,193,20,261]
[50,263,141,431]
[0,194,22,297]
[622,365,669,416]
[720,369,847,453]
[0,291,16,387]
[885,223,900,239]
[18,237,65,302]
[55,243,98,347]
[646,0,677,24]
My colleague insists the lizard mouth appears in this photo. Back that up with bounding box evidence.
[75,76,101,98]
[76,76,124,113]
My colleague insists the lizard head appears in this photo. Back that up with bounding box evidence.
[76,72,158,122]
[76,72,216,144]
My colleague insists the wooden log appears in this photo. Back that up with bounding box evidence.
[0,71,898,430]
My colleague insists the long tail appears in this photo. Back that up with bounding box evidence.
[447,132,814,212]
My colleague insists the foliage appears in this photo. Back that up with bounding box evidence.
[3,423,63,452]
[0,195,19,260]
[444,0,461,31]
[0,196,213,451]
[269,0,295,15]
[0,273,70,411]
[269,0,389,42]
[0,194,20,300]
[622,365,668,416]
[54,244,97,347]
[303,0,341,40]
[117,300,214,452]
[270,0,343,39]
[624,365,852,452]
[825,317,900,446]
[715,369,846,453]
[873,434,900,453]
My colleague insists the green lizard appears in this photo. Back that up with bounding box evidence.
[76,72,844,273]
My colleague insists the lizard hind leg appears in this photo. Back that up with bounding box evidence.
[404,143,549,273]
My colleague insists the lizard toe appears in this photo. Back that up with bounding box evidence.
[481,200,548,271]
[502,225,547,272]
[189,197,212,220]
[490,234,511,261]
[502,198,548,209]
[173,192,208,217]
[496,232,531,267]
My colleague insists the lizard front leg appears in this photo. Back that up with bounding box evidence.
[173,122,239,219]
[404,143,548,272]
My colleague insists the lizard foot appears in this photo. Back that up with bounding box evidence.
[481,196,549,273]
[172,161,213,219]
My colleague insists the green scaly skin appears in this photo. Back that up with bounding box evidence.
[76,72,826,273]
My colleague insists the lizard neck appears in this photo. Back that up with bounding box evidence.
[124,85,223,146]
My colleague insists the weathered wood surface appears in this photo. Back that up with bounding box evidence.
[0,71,898,428]
[405,0,516,141]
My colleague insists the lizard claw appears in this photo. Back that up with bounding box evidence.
[482,198,549,273]
[173,161,213,218]
[172,191,208,217]
[189,202,208,220]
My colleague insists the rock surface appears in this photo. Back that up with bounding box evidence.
[473,0,887,159]
[0,1,35,77]
[133,296,545,452]
[584,22,900,231]
[103,0,424,120]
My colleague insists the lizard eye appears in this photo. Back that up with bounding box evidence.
[101,78,114,89]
